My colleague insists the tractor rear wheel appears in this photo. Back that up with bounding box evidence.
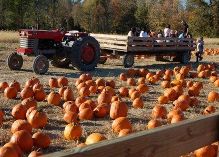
[33,55,49,75]
[51,56,70,68]
[7,53,23,70]
[70,36,100,71]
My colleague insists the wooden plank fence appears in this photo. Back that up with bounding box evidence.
[43,113,219,157]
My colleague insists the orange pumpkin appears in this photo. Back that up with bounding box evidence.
[10,130,33,152]
[75,97,88,108]
[63,87,74,101]
[95,78,105,87]
[79,86,90,97]
[26,107,37,118]
[0,82,8,91]
[161,81,171,88]
[63,111,79,124]
[151,105,167,119]
[3,142,23,157]
[207,91,219,103]
[27,110,47,128]
[158,95,169,104]
[127,78,136,86]
[89,85,97,94]
[32,83,43,92]
[164,88,177,101]
[137,77,146,85]
[194,145,217,157]
[97,90,112,105]
[118,129,132,137]
[165,69,173,76]
[11,104,27,120]
[58,86,67,97]
[138,68,148,77]
[111,96,120,102]
[85,133,106,145]
[49,77,58,88]
[130,91,141,100]
[63,101,78,113]
[214,79,219,87]
[188,86,200,97]
[112,117,132,133]
[0,146,19,157]
[78,108,94,120]
[64,123,82,140]
[110,101,128,119]
[21,98,37,110]
[106,80,115,89]
[173,99,189,111]
[171,114,184,123]
[203,105,216,115]
[119,87,129,97]
[136,84,148,93]
[20,87,34,100]
[47,91,61,106]
[4,86,17,99]
[209,76,217,83]
[58,77,68,87]
[167,109,184,122]
[93,104,109,118]
[34,89,46,102]
[119,73,127,81]
[11,120,32,134]
[9,80,21,92]
[147,119,161,129]
[32,132,50,148]
[132,97,144,109]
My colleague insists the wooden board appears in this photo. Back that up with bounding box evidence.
[42,113,219,157]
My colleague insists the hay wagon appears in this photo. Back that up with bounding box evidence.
[92,34,196,68]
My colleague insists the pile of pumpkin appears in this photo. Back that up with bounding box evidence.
[204,48,219,56]
[0,63,218,157]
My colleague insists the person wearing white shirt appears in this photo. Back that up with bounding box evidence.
[139,28,148,37]
[128,27,137,37]
[164,24,171,37]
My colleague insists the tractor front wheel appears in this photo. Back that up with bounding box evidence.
[7,53,23,70]
[70,36,100,71]
[33,55,49,75]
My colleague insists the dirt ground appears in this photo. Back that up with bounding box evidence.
[0,42,218,156]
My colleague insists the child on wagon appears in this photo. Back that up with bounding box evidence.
[196,37,204,62]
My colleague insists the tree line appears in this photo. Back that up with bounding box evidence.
[0,0,218,37]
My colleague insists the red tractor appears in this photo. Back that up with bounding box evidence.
[7,29,100,74]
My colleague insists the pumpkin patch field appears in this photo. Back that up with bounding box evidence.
[0,42,218,157]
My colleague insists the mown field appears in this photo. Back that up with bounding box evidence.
[0,31,218,157]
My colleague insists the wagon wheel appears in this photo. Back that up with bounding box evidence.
[33,55,49,75]
[70,36,100,71]
[51,55,71,68]
[180,51,191,64]
[7,53,23,70]
[123,54,134,68]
